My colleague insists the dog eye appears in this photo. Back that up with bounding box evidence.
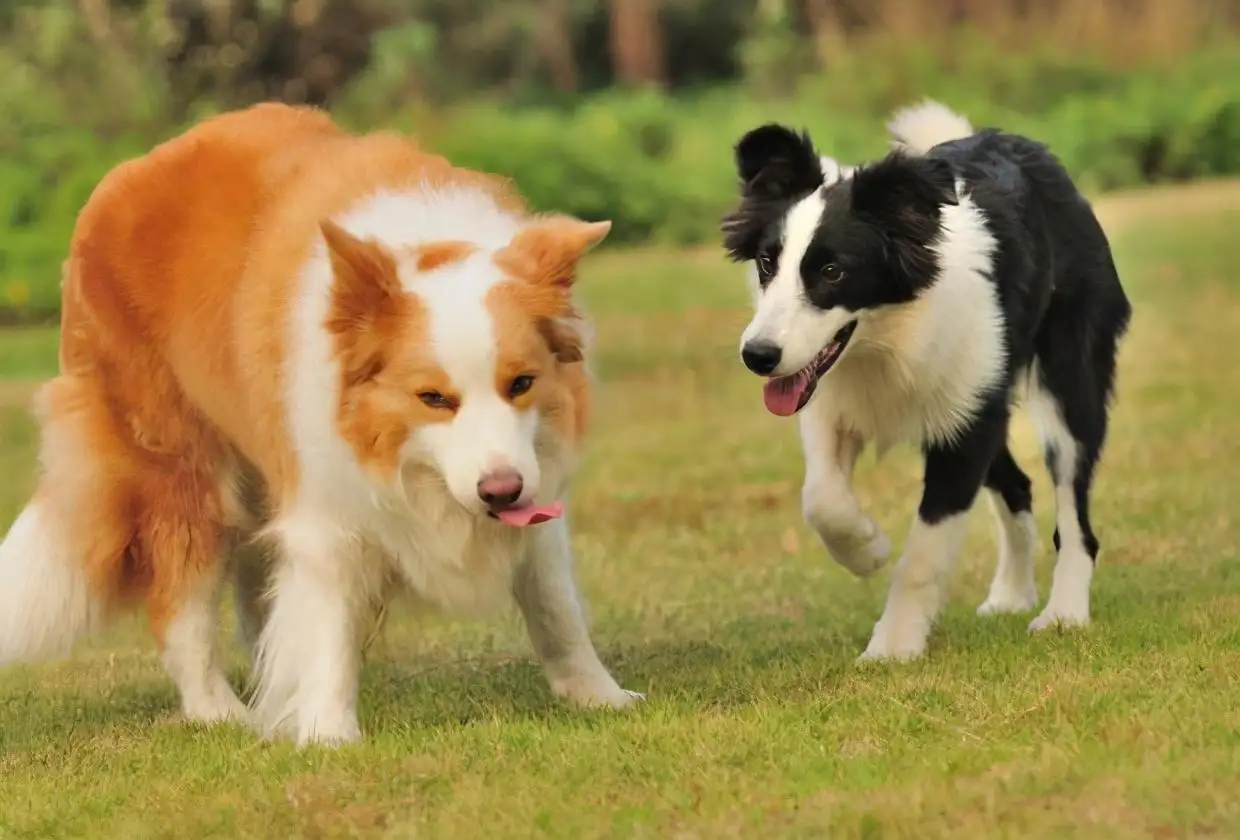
[821,263,843,283]
[507,375,536,399]
[418,390,455,410]
[756,253,774,276]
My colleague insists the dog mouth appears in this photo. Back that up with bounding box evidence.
[762,320,857,417]
[485,501,565,527]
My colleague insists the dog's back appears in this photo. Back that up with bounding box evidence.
[924,126,1133,378]
[894,104,1134,639]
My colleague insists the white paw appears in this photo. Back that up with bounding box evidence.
[295,715,362,748]
[820,526,891,578]
[608,688,646,709]
[552,674,645,710]
[182,683,249,725]
[977,586,1039,616]
[856,619,928,663]
[1028,604,1091,633]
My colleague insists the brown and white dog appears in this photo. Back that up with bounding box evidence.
[0,103,641,745]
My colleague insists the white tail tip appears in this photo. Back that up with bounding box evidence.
[887,100,975,156]
[0,503,104,664]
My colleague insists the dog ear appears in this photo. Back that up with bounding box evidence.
[321,220,410,387]
[721,125,824,262]
[850,153,959,242]
[733,124,824,200]
[496,216,611,292]
[322,220,405,330]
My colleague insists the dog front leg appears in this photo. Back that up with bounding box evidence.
[513,517,644,709]
[859,404,1009,661]
[251,513,382,747]
[799,404,890,577]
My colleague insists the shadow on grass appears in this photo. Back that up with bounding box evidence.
[4,578,1217,759]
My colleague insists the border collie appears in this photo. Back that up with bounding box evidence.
[0,103,640,745]
[721,101,1132,660]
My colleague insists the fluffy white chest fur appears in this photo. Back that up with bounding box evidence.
[372,446,572,614]
[350,479,529,612]
[804,196,1007,451]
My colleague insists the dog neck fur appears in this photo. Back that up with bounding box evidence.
[817,184,1007,449]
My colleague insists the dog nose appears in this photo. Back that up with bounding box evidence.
[741,340,782,375]
[477,468,524,509]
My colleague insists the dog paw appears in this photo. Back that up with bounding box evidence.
[820,527,891,578]
[977,586,1039,616]
[181,681,250,725]
[295,716,363,748]
[1028,604,1090,633]
[609,689,647,709]
[856,618,928,663]
[552,674,645,710]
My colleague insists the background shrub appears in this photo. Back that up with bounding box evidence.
[6,0,1240,321]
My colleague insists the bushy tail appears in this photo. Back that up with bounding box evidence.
[887,100,974,155]
[0,499,107,664]
[0,376,129,665]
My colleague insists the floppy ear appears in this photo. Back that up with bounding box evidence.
[849,154,960,292]
[321,219,408,384]
[496,216,611,291]
[850,153,958,241]
[733,124,824,200]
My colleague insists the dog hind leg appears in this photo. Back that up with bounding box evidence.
[977,444,1039,615]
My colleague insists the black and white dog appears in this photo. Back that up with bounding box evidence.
[722,101,1132,660]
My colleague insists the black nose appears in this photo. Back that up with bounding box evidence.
[741,341,782,375]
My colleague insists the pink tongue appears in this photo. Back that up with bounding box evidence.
[494,500,565,527]
[763,372,809,417]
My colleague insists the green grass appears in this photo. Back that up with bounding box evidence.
[0,327,59,380]
[2,196,1239,839]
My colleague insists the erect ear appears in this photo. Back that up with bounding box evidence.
[733,124,824,200]
[850,153,959,242]
[322,219,403,328]
[321,219,407,385]
[496,216,611,291]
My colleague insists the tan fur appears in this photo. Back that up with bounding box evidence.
[27,102,586,656]
[492,217,610,442]
[410,240,477,272]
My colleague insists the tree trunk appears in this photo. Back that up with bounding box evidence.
[537,0,579,92]
[804,0,847,67]
[608,0,665,88]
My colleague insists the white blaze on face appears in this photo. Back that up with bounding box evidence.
[402,254,542,513]
[739,189,856,377]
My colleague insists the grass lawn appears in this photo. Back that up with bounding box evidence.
[1,192,1238,839]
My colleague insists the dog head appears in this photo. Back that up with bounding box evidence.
[721,124,958,416]
[322,215,608,524]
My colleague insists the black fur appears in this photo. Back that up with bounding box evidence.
[722,125,822,263]
[722,119,1132,564]
[733,124,823,197]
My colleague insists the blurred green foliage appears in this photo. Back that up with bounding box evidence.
[4,2,1240,320]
